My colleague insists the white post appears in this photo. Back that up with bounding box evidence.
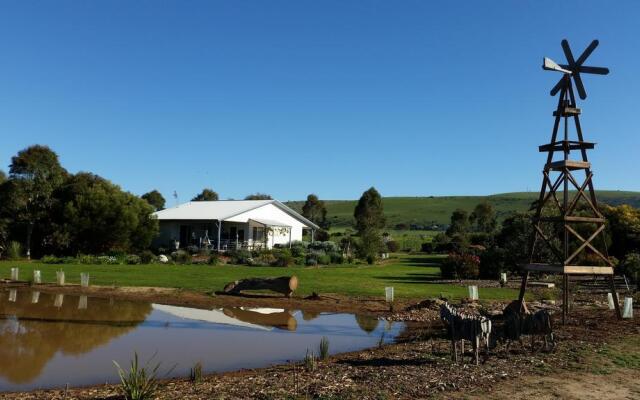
[81,273,90,287]
[385,287,394,303]
[217,220,222,252]
[607,293,617,310]
[56,270,65,286]
[31,291,40,304]
[468,285,479,301]
[8,289,17,302]
[10,267,18,281]
[33,270,41,284]
[622,297,633,319]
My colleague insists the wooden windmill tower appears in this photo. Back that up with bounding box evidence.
[517,39,622,323]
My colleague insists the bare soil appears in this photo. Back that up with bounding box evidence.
[1,284,638,400]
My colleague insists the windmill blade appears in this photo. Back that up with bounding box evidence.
[575,40,599,66]
[573,72,587,99]
[579,65,609,75]
[543,57,572,74]
[561,39,576,66]
[550,78,565,96]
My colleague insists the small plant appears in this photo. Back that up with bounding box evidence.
[139,250,156,264]
[378,332,386,348]
[189,361,203,384]
[207,253,220,265]
[318,337,330,360]
[303,349,317,371]
[113,352,163,400]
[126,255,142,265]
[6,241,22,260]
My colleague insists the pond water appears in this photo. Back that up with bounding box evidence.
[0,289,404,392]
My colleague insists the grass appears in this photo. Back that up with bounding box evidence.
[0,253,519,300]
[287,191,640,227]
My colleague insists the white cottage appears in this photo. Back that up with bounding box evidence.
[153,200,319,251]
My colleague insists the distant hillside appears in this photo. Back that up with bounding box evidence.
[287,191,640,229]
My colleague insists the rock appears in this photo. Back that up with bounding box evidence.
[158,254,169,263]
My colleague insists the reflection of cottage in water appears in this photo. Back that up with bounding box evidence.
[0,290,151,384]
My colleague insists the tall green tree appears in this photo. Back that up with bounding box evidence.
[141,190,166,211]
[6,145,67,259]
[0,170,6,184]
[354,187,386,261]
[469,202,497,233]
[302,194,328,229]
[446,209,470,237]
[52,173,158,254]
[192,188,219,201]
[244,193,272,200]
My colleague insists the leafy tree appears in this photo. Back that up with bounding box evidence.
[6,145,67,259]
[446,209,469,237]
[141,190,166,211]
[302,194,328,228]
[0,170,6,184]
[469,202,497,233]
[354,187,385,260]
[51,173,158,254]
[192,188,219,201]
[602,204,640,260]
[244,193,272,200]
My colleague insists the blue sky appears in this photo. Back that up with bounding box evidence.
[0,1,638,201]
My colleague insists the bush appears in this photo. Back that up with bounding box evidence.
[620,252,640,282]
[366,255,375,264]
[252,250,276,266]
[171,250,191,264]
[386,240,400,253]
[228,249,252,265]
[308,241,340,253]
[140,250,156,264]
[440,252,480,279]
[317,254,331,265]
[41,255,65,264]
[479,247,506,279]
[6,241,22,260]
[421,242,435,253]
[207,253,220,265]
[273,249,294,267]
[305,255,318,266]
[113,352,163,400]
[78,254,97,264]
[126,255,141,265]
[329,251,344,264]
[97,255,119,265]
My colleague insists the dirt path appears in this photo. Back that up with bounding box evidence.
[465,369,640,400]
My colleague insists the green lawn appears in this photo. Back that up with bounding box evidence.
[0,254,519,300]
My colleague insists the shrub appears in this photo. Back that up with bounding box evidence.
[186,245,199,254]
[366,255,375,265]
[228,249,252,265]
[6,241,22,260]
[113,352,164,400]
[421,242,435,253]
[171,250,191,264]
[252,251,276,266]
[329,252,344,264]
[41,255,65,264]
[308,241,340,253]
[386,240,400,253]
[289,241,307,257]
[126,255,141,265]
[273,249,294,267]
[78,254,97,264]
[305,256,318,266]
[207,253,220,265]
[479,247,507,279]
[317,254,331,265]
[440,252,480,279]
[140,250,156,264]
[303,349,317,372]
[97,255,119,265]
[620,252,640,282]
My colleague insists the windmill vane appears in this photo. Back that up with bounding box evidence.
[542,39,609,100]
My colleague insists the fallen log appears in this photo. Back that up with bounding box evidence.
[223,276,298,298]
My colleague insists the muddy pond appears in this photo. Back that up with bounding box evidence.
[0,289,404,391]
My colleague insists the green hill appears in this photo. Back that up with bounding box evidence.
[287,191,640,229]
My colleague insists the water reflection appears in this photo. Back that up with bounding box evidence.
[0,289,402,391]
[0,290,151,384]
